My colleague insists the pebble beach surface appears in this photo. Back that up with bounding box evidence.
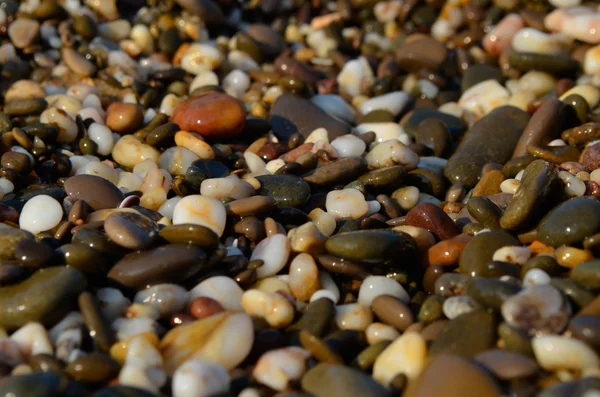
[0,0,600,396]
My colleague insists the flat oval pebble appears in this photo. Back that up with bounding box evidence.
[64,175,124,211]
[537,197,600,247]
[256,174,310,207]
[171,92,246,139]
[108,244,207,290]
[104,211,160,250]
[326,230,416,263]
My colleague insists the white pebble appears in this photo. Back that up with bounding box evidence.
[359,91,410,116]
[512,28,571,55]
[158,147,200,176]
[19,195,63,235]
[172,195,227,237]
[172,360,229,397]
[200,176,255,200]
[355,122,410,144]
[584,45,600,76]
[252,347,310,391]
[523,268,552,287]
[372,332,427,386]
[330,135,366,158]
[10,323,53,358]
[288,253,320,302]
[134,284,188,319]
[119,334,166,394]
[365,323,400,345]
[222,69,250,100]
[442,296,482,320]
[112,317,161,341]
[189,276,244,311]
[189,71,219,93]
[500,178,520,194]
[181,43,223,75]
[309,271,340,303]
[326,188,368,219]
[241,289,295,328]
[96,288,131,322]
[335,303,373,331]
[250,234,291,279]
[76,161,118,184]
[358,276,409,306]
[337,57,374,97]
[533,335,600,371]
[366,140,419,170]
[117,172,144,193]
[311,95,356,124]
[492,246,532,265]
[158,196,182,219]
[559,170,586,197]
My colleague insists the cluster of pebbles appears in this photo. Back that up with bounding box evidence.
[0,0,600,396]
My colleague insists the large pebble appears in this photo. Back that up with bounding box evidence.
[104,212,160,250]
[171,92,246,139]
[112,135,160,169]
[446,106,530,188]
[326,230,416,263]
[358,276,410,306]
[189,276,244,311]
[0,267,86,331]
[108,244,206,290]
[533,335,599,371]
[302,364,391,397]
[172,359,229,397]
[256,174,310,207]
[271,94,351,142]
[373,332,427,385]
[64,175,124,210]
[160,312,254,374]
[537,197,600,247]
[429,310,496,358]
[459,231,520,276]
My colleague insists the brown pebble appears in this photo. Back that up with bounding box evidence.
[472,170,505,197]
[171,92,246,139]
[427,234,472,266]
[405,203,460,241]
[189,297,225,319]
[583,142,600,172]
[106,103,144,134]
[371,295,415,331]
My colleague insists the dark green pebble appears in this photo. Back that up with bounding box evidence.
[418,295,445,323]
[562,93,590,125]
[467,196,502,230]
[570,260,600,290]
[326,230,416,263]
[521,255,561,278]
[429,310,496,358]
[357,166,406,189]
[256,174,311,207]
[351,341,391,370]
[57,243,109,278]
[445,106,530,188]
[66,353,120,384]
[146,122,179,147]
[498,322,534,357]
[14,239,57,268]
[467,278,521,310]
[461,64,505,92]
[29,354,64,373]
[415,118,451,157]
[508,52,579,75]
[502,155,536,178]
[360,110,395,123]
[302,364,391,397]
[537,197,600,247]
[4,99,48,116]
[287,298,334,337]
[404,108,467,138]
[459,231,520,276]
[551,278,596,309]
[303,157,368,186]
[159,224,219,250]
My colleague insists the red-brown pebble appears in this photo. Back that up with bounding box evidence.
[279,143,314,162]
[405,203,460,241]
[582,142,600,171]
[171,92,246,139]
[427,233,472,266]
[105,103,144,134]
[189,296,225,319]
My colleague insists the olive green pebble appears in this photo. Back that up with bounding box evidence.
[325,230,416,263]
[418,295,445,323]
[508,52,579,75]
[537,197,600,247]
[467,278,521,310]
[571,260,600,290]
[66,353,120,383]
[466,196,502,230]
[459,231,520,276]
[551,278,596,309]
[429,310,496,358]
[159,224,220,250]
[351,341,391,370]
[498,322,534,357]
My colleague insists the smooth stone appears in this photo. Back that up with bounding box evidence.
[287,298,334,337]
[467,278,522,310]
[396,36,447,72]
[403,108,467,138]
[474,349,538,380]
[429,310,496,358]
[64,175,124,211]
[0,372,63,397]
[508,52,579,75]
[358,91,411,116]
[160,312,253,374]
[256,175,311,207]
[8,18,40,49]
[79,291,115,352]
[246,24,285,58]
[158,224,219,250]
[104,212,160,250]
[301,364,391,397]
[415,119,450,157]
[537,197,600,247]
[271,94,352,142]
[571,260,600,290]
[461,65,505,92]
[14,239,57,268]
[512,98,565,158]
[311,95,356,124]
[173,0,224,25]
[66,353,120,383]
[405,203,459,240]
[459,231,520,276]
[445,106,530,188]
[106,103,144,134]
[62,47,97,77]
[466,196,502,230]
[500,160,558,230]
[325,230,416,263]
[107,244,206,290]
[404,354,502,397]
[303,157,368,186]
[569,315,600,349]
[171,92,246,139]
[0,267,86,330]
[0,228,33,260]
[371,295,414,331]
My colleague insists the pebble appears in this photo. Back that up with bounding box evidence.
[19,195,63,235]
[372,332,427,386]
[537,197,600,247]
[134,284,188,319]
[171,92,246,139]
[104,211,160,250]
[160,312,254,374]
[172,359,229,397]
[112,135,160,169]
[532,335,600,371]
[8,18,40,49]
[186,278,239,311]
[253,347,310,391]
[302,364,391,397]
[358,276,410,306]
[358,91,410,116]
[64,175,124,210]
[172,195,227,237]
[458,80,510,118]
[544,7,600,44]
[311,95,356,124]
[250,234,291,278]
[106,103,144,134]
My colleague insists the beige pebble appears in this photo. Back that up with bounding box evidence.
[174,131,215,159]
[241,290,295,328]
[372,331,427,386]
[288,253,320,302]
[112,135,160,169]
